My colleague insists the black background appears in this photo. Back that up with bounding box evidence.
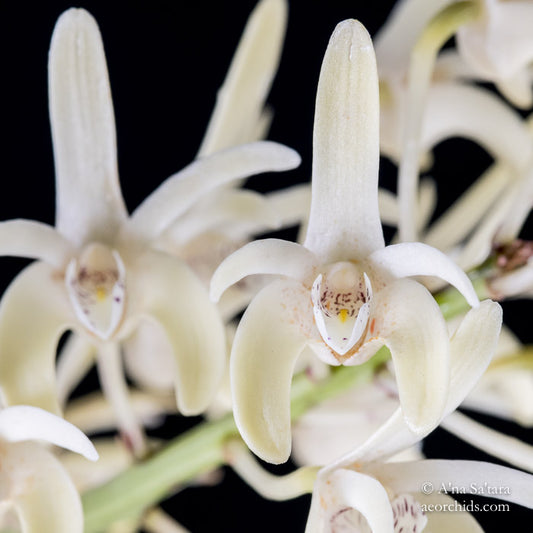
[0,0,531,531]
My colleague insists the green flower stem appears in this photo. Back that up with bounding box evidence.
[435,275,492,320]
[83,264,493,531]
[83,349,389,532]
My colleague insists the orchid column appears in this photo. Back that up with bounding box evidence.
[211,19,484,464]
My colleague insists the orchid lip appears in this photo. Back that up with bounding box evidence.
[311,263,373,356]
[65,243,126,340]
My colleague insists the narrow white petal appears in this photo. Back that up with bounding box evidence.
[65,391,175,435]
[371,278,450,435]
[264,183,311,231]
[421,83,533,173]
[210,238,318,302]
[125,141,300,244]
[7,441,84,533]
[0,406,97,461]
[456,184,518,271]
[96,342,146,457]
[305,20,384,262]
[198,0,287,155]
[369,242,479,307]
[49,8,126,245]
[442,411,533,473]
[226,440,316,500]
[374,459,533,509]
[131,250,226,415]
[0,220,73,268]
[0,263,74,414]
[424,162,511,251]
[231,279,312,464]
[305,469,394,533]
[166,189,280,245]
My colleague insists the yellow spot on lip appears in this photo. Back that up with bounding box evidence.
[95,287,107,302]
[338,308,349,323]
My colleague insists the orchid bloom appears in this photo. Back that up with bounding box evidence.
[210,19,490,465]
[0,405,97,533]
[0,8,299,441]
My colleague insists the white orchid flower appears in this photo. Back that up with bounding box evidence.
[0,405,97,533]
[210,19,490,465]
[0,7,300,453]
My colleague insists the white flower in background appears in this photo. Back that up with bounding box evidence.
[0,405,97,533]
[0,8,300,454]
[210,19,495,465]
[375,0,533,108]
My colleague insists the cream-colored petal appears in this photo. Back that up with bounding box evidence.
[49,9,126,246]
[231,279,312,464]
[96,342,146,457]
[442,411,533,473]
[198,0,287,155]
[0,220,73,268]
[369,242,479,307]
[210,238,318,302]
[0,406,97,461]
[264,183,311,233]
[131,250,226,415]
[6,441,84,533]
[305,469,394,533]
[65,390,175,435]
[0,263,74,414]
[305,20,384,262]
[226,440,316,500]
[371,278,450,435]
[422,83,533,173]
[165,189,280,246]
[125,141,300,244]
